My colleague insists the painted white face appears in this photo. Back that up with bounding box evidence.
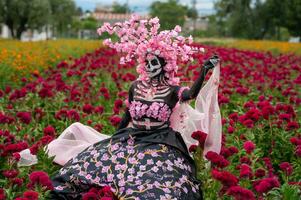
[145,56,163,78]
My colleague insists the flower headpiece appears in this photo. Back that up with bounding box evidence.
[97,14,204,85]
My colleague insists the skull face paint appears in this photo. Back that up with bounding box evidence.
[145,55,163,78]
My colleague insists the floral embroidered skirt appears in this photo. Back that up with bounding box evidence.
[49,127,203,200]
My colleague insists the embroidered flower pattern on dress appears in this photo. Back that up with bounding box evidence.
[129,101,172,122]
[51,134,201,199]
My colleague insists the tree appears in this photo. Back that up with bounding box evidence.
[112,2,130,14]
[49,0,77,37]
[0,0,51,39]
[285,0,301,38]
[0,0,78,39]
[150,0,188,30]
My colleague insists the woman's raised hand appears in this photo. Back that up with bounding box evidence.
[203,55,220,72]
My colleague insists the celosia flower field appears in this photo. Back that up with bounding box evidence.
[0,44,300,200]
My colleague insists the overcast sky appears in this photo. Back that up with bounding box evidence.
[75,0,216,15]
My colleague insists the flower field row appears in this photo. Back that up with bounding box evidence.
[197,38,301,56]
[0,39,102,89]
[0,43,300,199]
[226,40,301,56]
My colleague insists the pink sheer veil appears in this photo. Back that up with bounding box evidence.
[170,62,222,160]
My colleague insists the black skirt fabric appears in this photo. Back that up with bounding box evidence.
[49,127,203,200]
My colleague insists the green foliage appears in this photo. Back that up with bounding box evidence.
[0,0,77,39]
[81,17,98,30]
[150,0,188,30]
[213,0,301,40]
[112,2,130,14]
[0,0,51,39]
[285,0,301,38]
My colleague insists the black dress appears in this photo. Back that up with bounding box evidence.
[50,80,203,200]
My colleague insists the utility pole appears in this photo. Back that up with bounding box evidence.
[192,0,197,32]
[126,0,129,14]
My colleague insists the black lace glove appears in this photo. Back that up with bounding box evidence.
[180,54,220,101]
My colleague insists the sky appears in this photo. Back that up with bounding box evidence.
[74,0,216,15]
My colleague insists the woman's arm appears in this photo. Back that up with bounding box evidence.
[117,83,134,130]
[180,55,220,102]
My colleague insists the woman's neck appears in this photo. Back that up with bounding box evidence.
[148,73,168,87]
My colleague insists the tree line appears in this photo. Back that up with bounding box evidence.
[0,0,300,40]
[0,0,81,39]
[213,0,301,40]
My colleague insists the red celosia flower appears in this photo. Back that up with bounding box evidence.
[67,109,80,121]
[261,105,275,119]
[94,124,103,132]
[27,171,54,191]
[253,176,280,194]
[226,185,256,200]
[290,137,301,146]
[228,146,239,155]
[229,112,239,121]
[2,169,19,179]
[29,143,41,155]
[83,104,94,114]
[191,131,207,148]
[189,144,197,152]
[40,135,54,145]
[211,168,239,187]
[114,99,123,109]
[16,112,32,124]
[38,87,53,98]
[286,121,299,131]
[278,113,291,121]
[12,152,21,161]
[43,125,56,136]
[109,115,122,127]
[82,186,117,200]
[82,192,98,200]
[0,188,5,200]
[279,162,293,176]
[23,190,39,200]
[205,151,230,168]
[227,126,235,134]
[239,164,253,179]
[242,119,254,128]
[95,106,104,115]
[255,168,266,178]
[243,141,255,154]
[240,156,252,165]
[11,177,23,187]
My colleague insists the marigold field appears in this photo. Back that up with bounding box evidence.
[0,39,102,88]
[0,39,300,200]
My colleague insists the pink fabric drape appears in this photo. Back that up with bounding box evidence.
[170,62,222,160]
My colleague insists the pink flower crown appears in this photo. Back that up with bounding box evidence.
[97,14,204,85]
